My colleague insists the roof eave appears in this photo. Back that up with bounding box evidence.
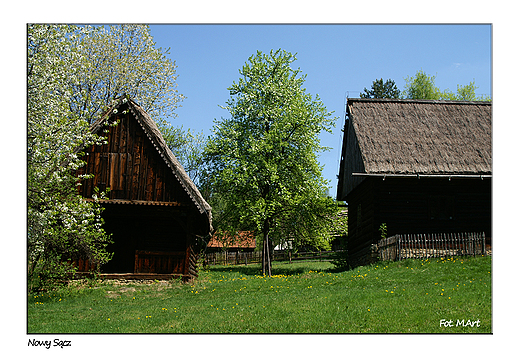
[352,173,492,179]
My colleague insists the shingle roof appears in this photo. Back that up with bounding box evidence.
[207,231,256,249]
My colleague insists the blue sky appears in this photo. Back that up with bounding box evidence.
[149,24,491,197]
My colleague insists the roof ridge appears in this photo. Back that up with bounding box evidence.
[347,98,492,105]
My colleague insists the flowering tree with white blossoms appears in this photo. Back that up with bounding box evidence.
[27,24,186,290]
[67,24,185,125]
[28,24,111,290]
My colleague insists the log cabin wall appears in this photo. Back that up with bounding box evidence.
[374,177,491,237]
[346,177,491,266]
[99,203,190,273]
[345,178,376,261]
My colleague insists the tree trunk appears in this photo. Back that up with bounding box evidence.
[262,220,272,277]
[266,233,272,277]
[262,238,266,276]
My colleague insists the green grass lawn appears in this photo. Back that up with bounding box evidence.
[27,255,491,333]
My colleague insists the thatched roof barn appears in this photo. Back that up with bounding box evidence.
[75,96,212,280]
[337,98,491,266]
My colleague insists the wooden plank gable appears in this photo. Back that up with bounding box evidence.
[76,104,192,206]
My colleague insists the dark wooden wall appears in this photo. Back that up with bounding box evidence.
[101,204,188,273]
[337,118,366,201]
[345,178,376,259]
[347,177,491,266]
[76,103,192,205]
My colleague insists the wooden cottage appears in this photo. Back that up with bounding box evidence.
[206,231,256,253]
[75,96,212,280]
[337,98,491,266]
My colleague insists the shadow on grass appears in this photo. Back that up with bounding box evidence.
[325,265,351,274]
[205,260,347,277]
[205,264,263,276]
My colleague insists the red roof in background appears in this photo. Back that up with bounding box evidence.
[207,231,256,249]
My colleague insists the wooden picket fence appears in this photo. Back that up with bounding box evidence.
[376,232,487,261]
[203,250,336,266]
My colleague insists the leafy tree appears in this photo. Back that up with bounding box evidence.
[402,70,442,100]
[360,78,400,98]
[403,70,491,101]
[204,49,338,276]
[440,81,491,101]
[330,209,349,270]
[164,125,208,187]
